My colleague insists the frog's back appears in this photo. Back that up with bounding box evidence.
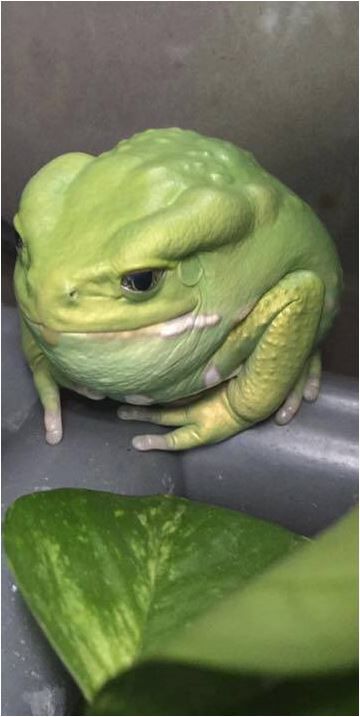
[114,127,273,189]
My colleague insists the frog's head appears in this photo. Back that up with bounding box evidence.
[13,129,278,397]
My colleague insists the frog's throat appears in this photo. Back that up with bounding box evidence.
[25,311,221,342]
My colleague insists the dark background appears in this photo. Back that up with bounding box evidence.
[2,1,358,375]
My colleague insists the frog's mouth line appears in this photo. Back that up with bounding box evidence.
[25,311,221,343]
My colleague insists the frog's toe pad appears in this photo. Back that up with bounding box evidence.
[44,410,63,445]
[275,393,302,426]
[303,376,320,402]
[132,434,168,451]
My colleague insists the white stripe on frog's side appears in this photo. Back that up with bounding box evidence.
[204,365,222,387]
[68,311,221,340]
[159,313,220,337]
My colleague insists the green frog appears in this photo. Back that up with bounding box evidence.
[13,128,342,451]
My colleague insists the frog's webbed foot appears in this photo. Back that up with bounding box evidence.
[118,404,203,451]
[275,351,321,426]
[117,388,244,452]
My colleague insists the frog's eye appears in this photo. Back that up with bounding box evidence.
[14,230,24,253]
[121,269,164,293]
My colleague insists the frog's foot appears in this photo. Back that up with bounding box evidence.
[117,388,243,452]
[275,351,321,426]
[118,404,199,451]
[44,407,63,445]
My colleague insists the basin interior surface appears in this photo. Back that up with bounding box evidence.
[2,305,358,716]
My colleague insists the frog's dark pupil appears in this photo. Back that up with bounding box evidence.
[122,269,163,293]
[131,271,154,291]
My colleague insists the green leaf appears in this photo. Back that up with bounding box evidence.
[4,490,303,701]
[87,507,358,716]
[87,663,358,716]
[161,507,358,675]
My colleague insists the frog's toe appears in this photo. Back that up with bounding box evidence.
[44,409,63,445]
[303,350,321,402]
[275,351,321,425]
[117,405,187,426]
[132,425,201,451]
[303,375,320,402]
[275,390,303,425]
[117,406,149,422]
[274,363,309,426]
[132,434,170,451]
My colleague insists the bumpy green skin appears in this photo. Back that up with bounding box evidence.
[14,128,342,451]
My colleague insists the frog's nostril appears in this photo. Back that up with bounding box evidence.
[68,288,78,300]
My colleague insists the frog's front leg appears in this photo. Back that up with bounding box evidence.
[118,270,325,451]
[20,319,63,445]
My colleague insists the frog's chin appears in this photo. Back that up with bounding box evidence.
[23,311,221,345]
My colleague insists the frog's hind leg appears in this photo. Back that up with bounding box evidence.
[119,272,324,451]
[275,350,321,425]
